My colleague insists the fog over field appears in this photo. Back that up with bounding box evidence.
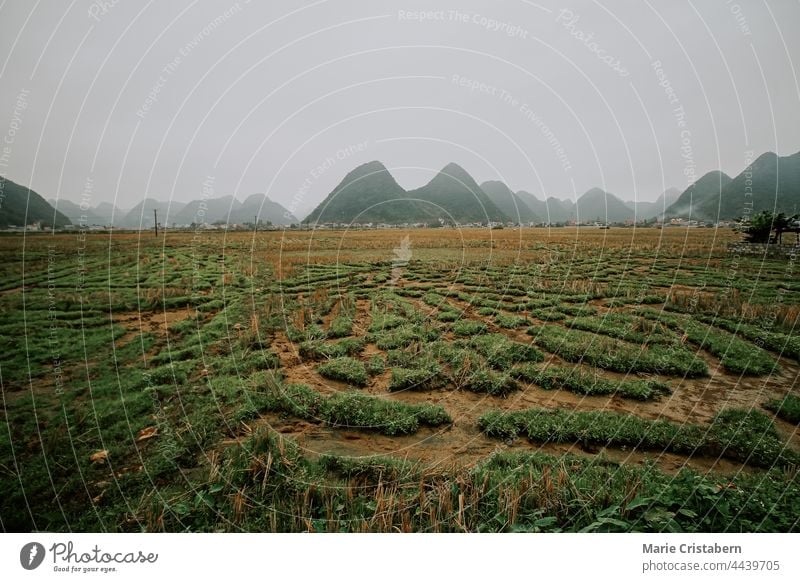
[1,0,799,217]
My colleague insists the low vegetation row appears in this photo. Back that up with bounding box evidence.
[479,407,799,469]
[249,380,452,435]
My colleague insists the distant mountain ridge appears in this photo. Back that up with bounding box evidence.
[45,191,299,228]
[662,151,800,220]
[663,171,733,220]
[305,161,690,226]
[480,181,540,223]
[0,177,69,227]
[407,163,507,223]
[303,161,424,224]
[116,194,297,227]
[304,161,508,225]
[48,198,104,225]
[5,150,797,229]
[574,187,633,223]
[626,187,680,220]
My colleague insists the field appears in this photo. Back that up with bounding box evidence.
[1,226,799,532]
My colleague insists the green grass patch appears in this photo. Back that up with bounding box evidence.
[527,324,707,377]
[207,428,800,532]
[763,394,800,425]
[371,324,440,350]
[467,334,545,370]
[495,313,527,328]
[316,357,369,386]
[368,312,406,332]
[256,383,451,435]
[560,305,598,317]
[389,365,447,392]
[463,369,518,397]
[299,338,365,360]
[696,314,800,362]
[511,364,670,400]
[637,309,778,376]
[366,355,385,376]
[328,316,354,338]
[479,407,799,469]
[452,320,488,336]
[567,313,676,346]
[436,311,460,322]
[530,309,566,322]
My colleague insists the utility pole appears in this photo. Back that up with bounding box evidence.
[254,215,257,233]
[154,209,158,237]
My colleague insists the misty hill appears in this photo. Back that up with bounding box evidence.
[626,187,680,220]
[302,150,800,226]
[409,163,507,223]
[304,161,430,224]
[233,194,298,225]
[125,193,298,227]
[542,197,575,223]
[304,162,509,225]
[121,198,186,228]
[48,199,128,226]
[0,177,69,228]
[480,181,540,223]
[48,198,105,226]
[574,188,632,223]
[93,202,125,224]
[171,195,240,225]
[663,171,733,220]
[695,151,800,220]
[515,190,574,224]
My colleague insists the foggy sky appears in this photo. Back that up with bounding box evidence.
[1,0,798,218]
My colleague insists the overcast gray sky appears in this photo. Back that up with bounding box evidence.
[1,0,798,217]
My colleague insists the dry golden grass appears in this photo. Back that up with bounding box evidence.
[0,226,737,280]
